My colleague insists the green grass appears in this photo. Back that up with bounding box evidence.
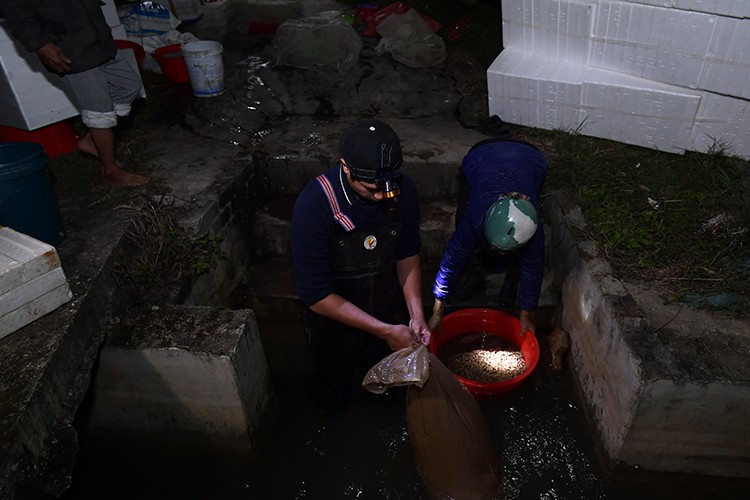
[532,128,750,317]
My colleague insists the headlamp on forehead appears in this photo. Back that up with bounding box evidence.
[382,178,400,198]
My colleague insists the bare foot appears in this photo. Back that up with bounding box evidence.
[102,169,150,187]
[77,133,123,168]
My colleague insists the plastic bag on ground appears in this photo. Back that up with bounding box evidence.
[273,14,363,73]
[362,344,504,499]
[375,8,446,68]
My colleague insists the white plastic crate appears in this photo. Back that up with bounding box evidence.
[0,226,72,340]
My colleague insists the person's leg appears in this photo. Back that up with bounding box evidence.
[88,127,148,186]
[64,58,148,186]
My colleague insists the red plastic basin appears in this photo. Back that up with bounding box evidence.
[152,44,189,83]
[429,308,540,398]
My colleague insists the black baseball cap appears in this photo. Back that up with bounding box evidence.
[339,118,403,183]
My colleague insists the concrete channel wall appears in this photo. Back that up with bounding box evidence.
[545,191,750,478]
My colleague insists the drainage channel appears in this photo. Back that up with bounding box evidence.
[62,290,746,500]
[61,288,750,500]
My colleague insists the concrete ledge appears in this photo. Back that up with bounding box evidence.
[90,305,273,450]
[545,190,750,478]
[0,208,132,499]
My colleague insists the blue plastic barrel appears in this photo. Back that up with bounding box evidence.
[0,142,65,245]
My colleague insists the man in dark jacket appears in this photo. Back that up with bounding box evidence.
[291,118,431,413]
[1,0,149,186]
[429,138,548,335]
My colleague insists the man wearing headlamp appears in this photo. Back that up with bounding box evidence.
[291,118,431,413]
[429,137,549,336]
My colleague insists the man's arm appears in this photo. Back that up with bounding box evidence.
[310,293,416,350]
[396,254,430,345]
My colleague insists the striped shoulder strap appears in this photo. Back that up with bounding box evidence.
[316,174,356,232]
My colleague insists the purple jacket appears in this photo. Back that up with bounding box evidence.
[433,139,548,311]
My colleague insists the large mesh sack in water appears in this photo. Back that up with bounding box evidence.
[363,344,503,499]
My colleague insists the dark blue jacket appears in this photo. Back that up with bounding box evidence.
[292,164,422,307]
[433,139,548,311]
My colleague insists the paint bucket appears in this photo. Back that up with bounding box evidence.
[180,40,225,97]
[429,308,540,398]
[0,142,65,245]
[152,44,190,83]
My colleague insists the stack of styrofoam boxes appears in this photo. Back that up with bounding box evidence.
[489,0,750,158]
[0,0,127,131]
[0,226,73,340]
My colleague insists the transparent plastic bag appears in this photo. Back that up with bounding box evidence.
[375,9,446,68]
[362,343,429,394]
[273,15,363,73]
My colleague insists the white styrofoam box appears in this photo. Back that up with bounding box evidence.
[502,0,597,67]
[700,14,750,100]
[0,23,79,130]
[111,23,128,41]
[591,1,715,90]
[689,91,750,159]
[101,0,122,27]
[626,1,749,18]
[578,67,702,154]
[0,226,73,340]
[487,48,586,132]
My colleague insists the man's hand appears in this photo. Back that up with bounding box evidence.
[520,309,535,335]
[427,300,444,336]
[409,316,431,346]
[36,42,72,74]
[384,324,419,351]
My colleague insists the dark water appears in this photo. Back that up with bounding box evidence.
[63,301,749,499]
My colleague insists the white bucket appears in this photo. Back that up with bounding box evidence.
[180,40,225,97]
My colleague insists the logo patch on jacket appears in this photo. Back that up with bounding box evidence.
[363,235,377,250]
